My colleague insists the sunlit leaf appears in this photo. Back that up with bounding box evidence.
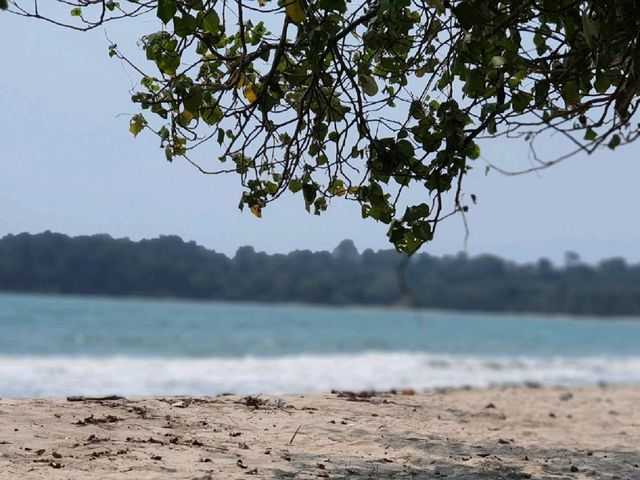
[250,205,262,218]
[284,0,306,23]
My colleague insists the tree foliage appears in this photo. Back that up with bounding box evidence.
[5,1,640,253]
[2,232,640,316]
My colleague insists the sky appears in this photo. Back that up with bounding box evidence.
[1,10,640,264]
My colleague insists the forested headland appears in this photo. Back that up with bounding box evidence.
[0,232,639,316]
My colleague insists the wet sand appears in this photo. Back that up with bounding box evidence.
[0,385,638,479]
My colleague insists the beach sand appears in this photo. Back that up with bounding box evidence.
[0,385,638,479]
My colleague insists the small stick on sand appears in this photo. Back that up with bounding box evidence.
[288,424,302,445]
[66,395,126,402]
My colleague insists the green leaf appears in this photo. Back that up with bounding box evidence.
[302,184,317,208]
[174,14,197,37]
[159,126,170,143]
[412,220,432,242]
[359,75,378,97]
[308,143,320,156]
[157,52,180,75]
[562,81,580,105]
[289,179,302,193]
[608,134,621,150]
[594,75,610,94]
[0,0,8,10]
[403,231,423,254]
[312,123,328,142]
[317,0,347,13]
[264,181,278,194]
[467,142,481,159]
[584,128,597,141]
[534,80,550,106]
[386,221,406,245]
[129,114,147,137]
[396,139,414,158]
[403,203,430,222]
[157,0,177,24]
[533,32,547,55]
[453,1,479,30]
[313,197,327,215]
[183,89,203,113]
[178,110,194,126]
[511,91,532,113]
[426,0,444,13]
[464,69,485,98]
[490,56,506,68]
[201,105,223,125]
[202,10,220,35]
[581,16,599,48]
[70,7,82,16]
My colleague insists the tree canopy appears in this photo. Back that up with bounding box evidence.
[4,1,640,253]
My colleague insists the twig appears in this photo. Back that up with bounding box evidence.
[66,395,126,402]
[288,424,302,445]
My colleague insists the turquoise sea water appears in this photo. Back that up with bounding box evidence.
[1,292,639,396]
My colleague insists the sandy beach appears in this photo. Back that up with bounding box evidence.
[0,385,638,479]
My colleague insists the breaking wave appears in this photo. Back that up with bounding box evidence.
[1,352,639,397]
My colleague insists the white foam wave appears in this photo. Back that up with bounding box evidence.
[0,353,639,397]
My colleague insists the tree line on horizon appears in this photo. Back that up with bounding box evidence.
[0,231,639,316]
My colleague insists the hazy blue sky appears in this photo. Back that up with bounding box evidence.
[2,12,639,263]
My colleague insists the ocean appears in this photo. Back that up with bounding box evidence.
[1,292,639,397]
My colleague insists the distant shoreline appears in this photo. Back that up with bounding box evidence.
[3,232,640,317]
[1,385,638,479]
[2,289,640,321]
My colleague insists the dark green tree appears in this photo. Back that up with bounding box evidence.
[3,232,640,315]
[4,1,640,253]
